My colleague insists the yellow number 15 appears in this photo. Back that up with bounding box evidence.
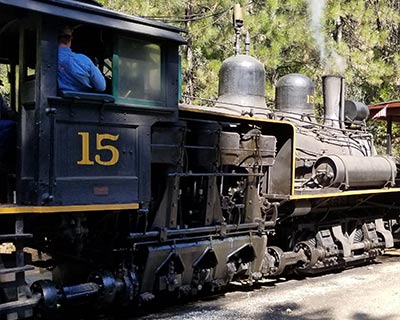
[77,132,120,166]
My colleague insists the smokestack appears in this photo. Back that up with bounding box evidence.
[323,75,345,128]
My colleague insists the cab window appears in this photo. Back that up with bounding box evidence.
[114,37,163,106]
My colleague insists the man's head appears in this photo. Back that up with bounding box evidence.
[58,26,73,47]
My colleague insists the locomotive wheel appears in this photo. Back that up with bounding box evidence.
[263,246,286,276]
[31,280,58,313]
[294,241,319,271]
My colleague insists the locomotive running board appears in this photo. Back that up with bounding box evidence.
[0,203,139,215]
[289,187,400,200]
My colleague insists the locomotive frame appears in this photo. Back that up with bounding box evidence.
[0,1,399,319]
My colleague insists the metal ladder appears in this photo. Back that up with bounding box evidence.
[0,216,39,319]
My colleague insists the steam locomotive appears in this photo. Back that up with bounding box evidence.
[0,0,399,318]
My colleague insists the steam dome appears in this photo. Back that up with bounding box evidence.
[216,54,266,112]
[276,74,314,114]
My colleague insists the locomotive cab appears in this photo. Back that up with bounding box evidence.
[0,0,185,209]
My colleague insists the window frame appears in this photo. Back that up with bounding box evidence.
[112,36,166,107]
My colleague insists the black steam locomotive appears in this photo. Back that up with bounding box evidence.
[0,0,399,318]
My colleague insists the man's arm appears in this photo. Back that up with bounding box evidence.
[89,62,106,92]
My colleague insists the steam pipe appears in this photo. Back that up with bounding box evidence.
[245,31,250,55]
[129,219,277,240]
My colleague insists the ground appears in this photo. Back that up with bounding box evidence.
[132,251,400,320]
[2,247,399,319]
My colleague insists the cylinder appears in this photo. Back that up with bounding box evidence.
[216,54,266,113]
[275,74,314,114]
[323,75,344,128]
[312,155,397,189]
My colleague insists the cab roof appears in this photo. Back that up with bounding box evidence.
[0,0,187,43]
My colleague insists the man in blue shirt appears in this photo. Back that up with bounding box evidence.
[58,27,106,92]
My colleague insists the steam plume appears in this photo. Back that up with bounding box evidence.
[307,0,346,74]
[307,0,326,66]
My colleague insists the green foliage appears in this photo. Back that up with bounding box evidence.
[0,65,10,102]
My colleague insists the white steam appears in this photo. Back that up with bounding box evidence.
[307,0,346,74]
[307,0,326,65]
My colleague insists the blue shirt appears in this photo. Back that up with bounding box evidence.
[58,47,106,92]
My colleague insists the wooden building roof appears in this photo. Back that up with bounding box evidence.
[369,101,400,122]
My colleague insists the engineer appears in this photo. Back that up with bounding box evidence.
[57,26,106,92]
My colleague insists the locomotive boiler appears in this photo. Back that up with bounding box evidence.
[0,1,399,319]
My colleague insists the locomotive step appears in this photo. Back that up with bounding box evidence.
[0,233,33,241]
[0,265,34,275]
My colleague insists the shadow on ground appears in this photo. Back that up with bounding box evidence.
[352,313,398,320]
[112,301,398,320]
[256,303,397,320]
